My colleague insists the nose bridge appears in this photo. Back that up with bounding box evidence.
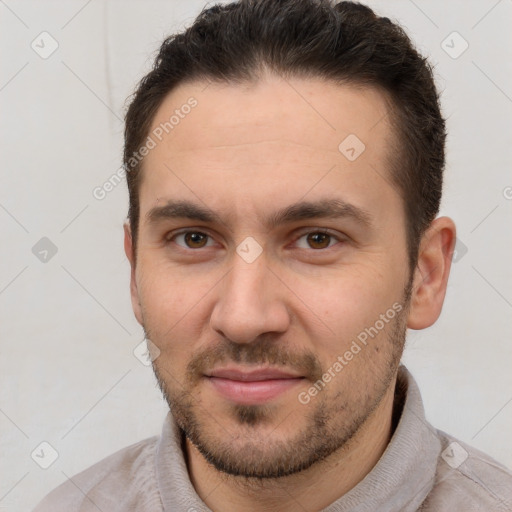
[210,252,290,343]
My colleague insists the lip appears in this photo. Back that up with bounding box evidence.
[206,367,303,381]
[205,366,305,405]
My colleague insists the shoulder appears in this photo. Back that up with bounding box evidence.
[421,430,512,511]
[33,435,162,512]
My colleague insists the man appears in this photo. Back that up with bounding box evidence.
[34,0,512,510]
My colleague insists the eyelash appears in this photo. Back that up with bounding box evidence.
[166,229,344,251]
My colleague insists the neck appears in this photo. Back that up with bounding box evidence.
[185,376,399,512]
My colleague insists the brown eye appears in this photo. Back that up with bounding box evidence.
[168,231,211,249]
[183,232,209,248]
[306,232,332,249]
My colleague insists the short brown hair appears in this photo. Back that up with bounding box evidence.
[123,0,446,268]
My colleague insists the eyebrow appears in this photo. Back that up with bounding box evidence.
[145,198,373,229]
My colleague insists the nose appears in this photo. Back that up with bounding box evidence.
[209,253,291,344]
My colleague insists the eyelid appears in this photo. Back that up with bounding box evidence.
[293,227,343,238]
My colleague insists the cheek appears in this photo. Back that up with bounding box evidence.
[137,252,209,313]
[138,268,178,321]
[135,261,203,351]
[290,264,403,354]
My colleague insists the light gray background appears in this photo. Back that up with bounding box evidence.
[1,1,511,510]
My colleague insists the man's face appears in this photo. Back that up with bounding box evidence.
[126,74,412,478]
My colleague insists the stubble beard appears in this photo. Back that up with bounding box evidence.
[147,292,410,480]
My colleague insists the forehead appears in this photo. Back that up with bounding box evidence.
[137,74,400,228]
[147,75,393,156]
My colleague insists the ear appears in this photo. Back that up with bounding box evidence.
[407,216,456,330]
[124,222,143,326]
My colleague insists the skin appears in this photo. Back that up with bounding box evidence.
[124,72,456,511]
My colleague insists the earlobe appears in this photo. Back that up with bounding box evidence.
[124,222,143,326]
[407,216,456,330]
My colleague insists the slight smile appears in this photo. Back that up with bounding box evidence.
[205,367,306,405]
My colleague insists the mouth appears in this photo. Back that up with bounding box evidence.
[204,366,306,405]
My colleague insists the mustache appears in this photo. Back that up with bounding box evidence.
[185,336,324,385]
